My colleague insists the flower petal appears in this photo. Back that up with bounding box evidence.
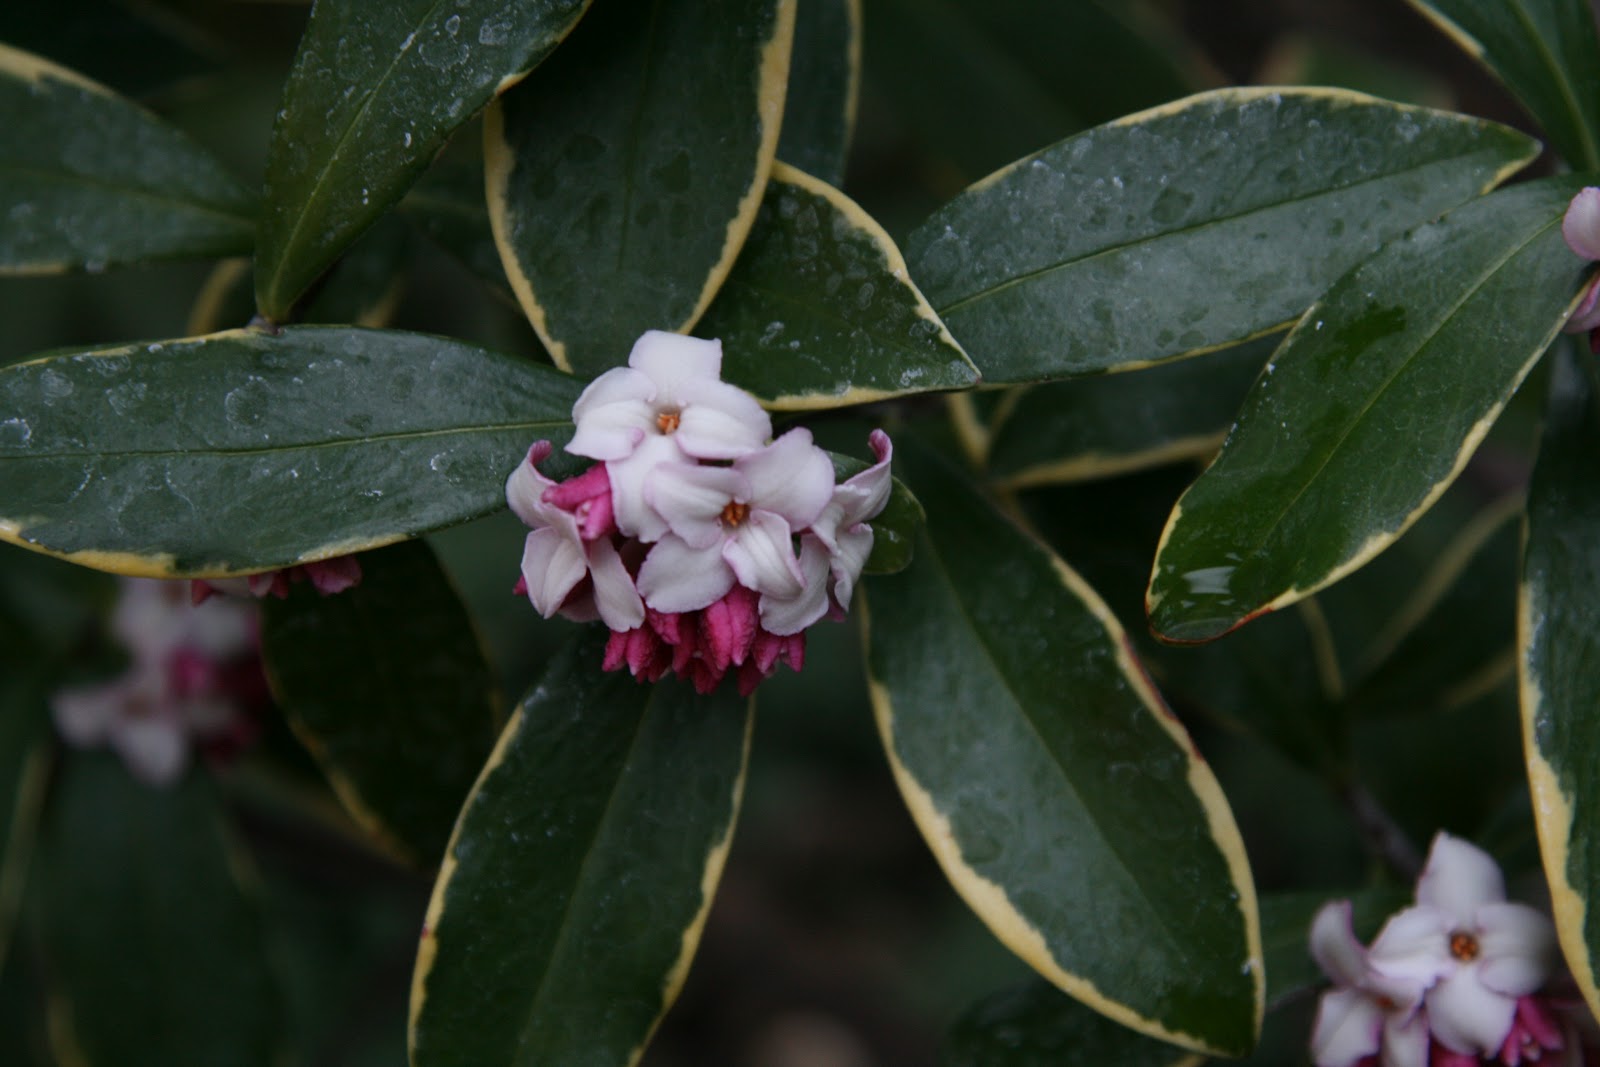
[737,428,835,529]
[1310,900,1369,988]
[833,429,893,528]
[759,535,832,636]
[1564,276,1600,334]
[520,528,587,618]
[569,367,656,460]
[674,377,773,459]
[1427,966,1518,1055]
[724,510,805,598]
[637,536,735,613]
[1476,902,1558,996]
[1368,905,1453,991]
[1380,1011,1430,1067]
[51,680,126,745]
[645,463,745,549]
[110,713,190,787]
[1310,988,1383,1067]
[627,330,724,402]
[583,539,643,632]
[1416,832,1505,921]
[1563,187,1600,261]
[506,441,561,527]
[606,434,685,542]
[827,525,873,611]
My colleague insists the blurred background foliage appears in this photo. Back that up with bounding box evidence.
[0,1,1550,1063]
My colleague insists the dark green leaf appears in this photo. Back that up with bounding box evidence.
[259,540,501,866]
[0,669,50,973]
[863,0,1202,182]
[863,436,1261,1055]
[254,0,591,320]
[1407,0,1600,170]
[1521,343,1600,1020]
[907,89,1539,384]
[776,0,858,185]
[0,0,216,99]
[191,217,412,335]
[987,336,1273,487]
[487,0,795,376]
[0,326,583,576]
[409,632,751,1067]
[37,752,281,1066]
[400,161,517,303]
[697,163,978,408]
[941,981,1201,1067]
[1147,177,1587,643]
[0,43,255,274]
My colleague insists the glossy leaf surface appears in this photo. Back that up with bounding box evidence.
[1148,177,1587,643]
[987,337,1272,487]
[255,0,589,318]
[0,327,583,576]
[776,0,858,185]
[863,437,1261,1055]
[260,540,501,866]
[1407,0,1600,169]
[941,981,1202,1067]
[697,163,978,408]
[487,0,795,375]
[1521,346,1600,1022]
[37,753,280,1066]
[906,89,1538,383]
[0,43,255,274]
[409,633,751,1067]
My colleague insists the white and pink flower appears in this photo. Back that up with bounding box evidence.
[1561,187,1600,340]
[507,329,893,695]
[52,578,266,786]
[1310,833,1577,1067]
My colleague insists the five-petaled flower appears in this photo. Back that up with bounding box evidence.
[52,578,267,786]
[506,330,893,694]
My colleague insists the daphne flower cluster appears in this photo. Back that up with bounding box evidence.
[52,578,267,787]
[1310,832,1589,1067]
[507,330,892,695]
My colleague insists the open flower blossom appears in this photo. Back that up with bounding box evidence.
[1310,832,1578,1067]
[1561,187,1600,340]
[52,578,266,787]
[191,556,363,604]
[506,330,893,695]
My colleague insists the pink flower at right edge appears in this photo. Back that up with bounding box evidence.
[1560,187,1600,337]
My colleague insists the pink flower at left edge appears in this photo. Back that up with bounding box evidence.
[52,578,266,787]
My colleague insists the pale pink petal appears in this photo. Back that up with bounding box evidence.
[759,535,832,636]
[520,528,588,618]
[673,377,773,458]
[645,463,745,549]
[724,510,805,598]
[607,435,685,542]
[1475,902,1558,996]
[304,556,362,595]
[184,596,256,658]
[110,714,189,787]
[627,331,724,403]
[1310,988,1382,1067]
[833,430,893,527]
[112,578,190,662]
[737,428,835,529]
[828,525,873,611]
[1564,276,1600,333]
[1563,188,1600,260]
[1310,900,1369,987]
[1427,967,1518,1055]
[506,441,562,527]
[51,681,125,745]
[584,538,645,632]
[1368,906,1454,989]
[1416,832,1506,921]
[637,536,735,613]
[1380,1011,1430,1067]
[568,367,657,460]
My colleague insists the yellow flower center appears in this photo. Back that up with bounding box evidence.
[721,502,750,527]
[1450,931,1480,962]
[657,410,681,434]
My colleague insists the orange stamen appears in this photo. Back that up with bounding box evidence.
[721,502,750,527]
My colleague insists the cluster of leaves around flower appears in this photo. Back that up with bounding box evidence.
[13,0,1600,1064]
